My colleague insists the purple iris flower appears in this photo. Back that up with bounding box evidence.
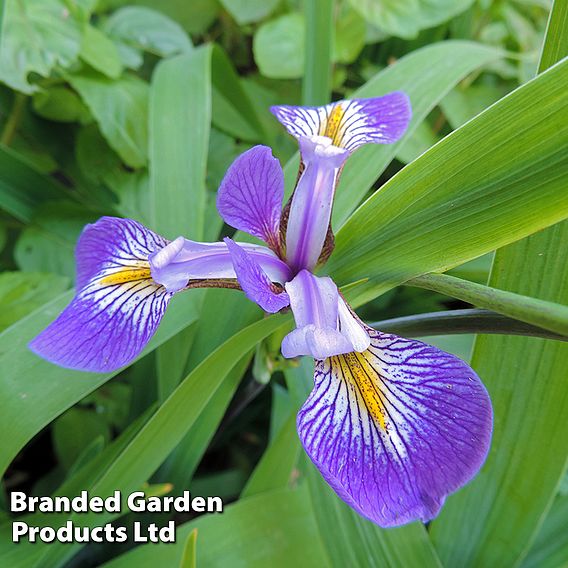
[30,92,492,528]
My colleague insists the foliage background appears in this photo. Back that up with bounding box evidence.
[0,0,567,566]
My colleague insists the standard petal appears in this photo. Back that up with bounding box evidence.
[271,92,411,153]
[149,237,290,293]
[224,238,290,313]
[30,217,172,372]
[297,329,493,527]
[285,136,348,271]
[217,145,284,249]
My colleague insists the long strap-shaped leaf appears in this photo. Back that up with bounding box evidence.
[329,56,568,304]
[430,3,568,564]
[407,273,568,336]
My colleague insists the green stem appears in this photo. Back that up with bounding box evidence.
[406,272,568,337]
[1,93,26,147]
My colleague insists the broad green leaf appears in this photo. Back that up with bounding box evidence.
[285,360,443,568]
[0,290,203,478]
[14,201,98,280]
[333,3,366,64]
[103,487,329,568]
[0,146,68,222]
[0,271,68,331]
[104,6,192,57]
[253,13,305,79]
[348,0,475,39]
[430,222,568,567]
[441,84,507,129]
[122,0,219,35]
[303,0,333,105]
[241,413,301,498]
[409,272,568,336]
[79,24,122,79]
[211,45,265,142]
[522,493,568,568]
[68,70,149,168]
[34,315,291,567]
[149,46,211,239]
[219,0,280,24]
[32,85,89,122]
[430,5,568,564]
[328,58,568,303]
[0,0,83,93]
[52,407,110,471]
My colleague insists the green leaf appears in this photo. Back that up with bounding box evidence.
[430,9,568,561]
[253,13,305,79]
[0,0,83,93]
[179,529,197,568]
[408,272,568,336]
[219,0,280,25]
[211,45,265,142]
[104,6,192,57]
[348,0,475,39]
[522,493,568,568]
[371,309,568,342]
[52,407,111,471]
[32,85,89,122]
[333,3,366,64]
[329,58,568,304]
[0,271,69,331]
[0,146,68,223]
[538,0,568,72]
[148,46,211,239]
[79,24,123,79]
[68,70,149,168]
[34,315,291,567]
[302,0,333,105]
[0,291,203,479]
[14,201,98,280]
[124,0,219,35]
[430,223,568,567]
[241,413,301,498]
[103,487,329,568]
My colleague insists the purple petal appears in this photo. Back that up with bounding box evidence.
[30,217,172,372]
[282,270,364,359]
[149,237,291,293]
[297,329,493,527]
[224,238,290,313]
[271,92,411,153]
[217,145,284,249]
[285,136,348,271]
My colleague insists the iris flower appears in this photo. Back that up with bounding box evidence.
[30,93,492,528]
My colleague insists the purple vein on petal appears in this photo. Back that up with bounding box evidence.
[297,328,493,527]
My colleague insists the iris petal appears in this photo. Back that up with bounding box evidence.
[30,217,172,373]
[217,145,284,250]
[271,92,411,153]
[149,238,290,293]
[297,329,493,527]
[224,238,291,313]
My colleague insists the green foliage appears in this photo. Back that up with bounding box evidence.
[0,0,567,566]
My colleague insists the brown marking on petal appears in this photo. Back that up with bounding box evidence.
[184,278,242,291]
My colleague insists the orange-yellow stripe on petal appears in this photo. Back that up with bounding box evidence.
[332,351,387,430]
[99,265,152,285]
